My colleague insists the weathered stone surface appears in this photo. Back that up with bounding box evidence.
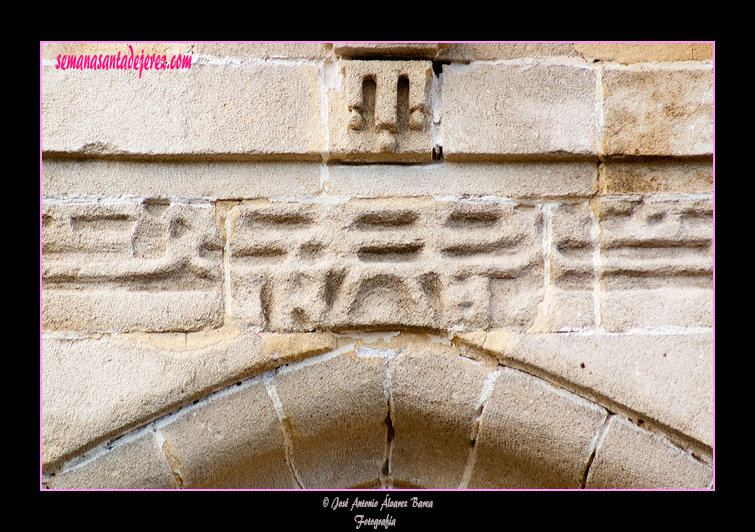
[602,65,713,156]
[468,366,607,488]
[273,350,387,488]
[42,160,323,198]
[45,430,175,489]
[601,159,713,194]
[42,199,224,332]
[441,62,597,160]
[159,379,295,488]
[586,416,712,489]
[41,330,322,471]
[42,61,324,159]
[575,43,713,64]
[388,349,491,488]
[327,60,434,162]
[598,195,713,331]
[333,43,446,59]
[226,198,543,332]
[436,43,581,61]
[326,161,598,198]
[487,332,713,448]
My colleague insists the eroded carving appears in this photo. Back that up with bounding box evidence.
[227,199,543,332]
[42,200,224,332]
[329,60,434,162]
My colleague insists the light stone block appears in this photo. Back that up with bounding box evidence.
[436,43,581,61]
[575,43,712,64]
[159,380,295,489]
[42,200,224,333]
[326,161,597,198]
[388,349,492,488]
[45,430,175,489]
[468,366,607,488]
[42,331,290,471]
[226,198,543,332]
[602,65,713,156]
[441,62,597,160]
[586,416,712,489]
[496,332,713,448]
[273,352,387,489]
[42,61,324,159]
[42,159,323,198]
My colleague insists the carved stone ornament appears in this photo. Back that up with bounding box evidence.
[328,60,434,162]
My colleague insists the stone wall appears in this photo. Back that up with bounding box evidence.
[41,42,714,489]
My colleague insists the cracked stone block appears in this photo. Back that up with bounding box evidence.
[273,351,387,489]
[597,196,713,332]
[158,380,296,489]
[441,62,597,160]
[467,366,607,488]
[586,416,712,489]
[327,60,434,162]
[602,65,713,156]
[42,200,224,332]
[388,349,492,488]
[226,198,543,332]
[45,430,175,489]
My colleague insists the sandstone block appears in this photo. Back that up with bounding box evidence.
[602,65,713,156]
[41,331,279,470]
[273,351,387,488]
[601,159,713,194]
[42,200,223,332]
[598,195,713,331]
[226,198,543,332]
[468,367,607,488]
[441,62,597,160]
[159,380,295,488]
[333,43,446,59]
[436,43,581,62]
[388,349,492,488]
[498,332,713,448]
[42,160,323,198]
[45,430,175,489]
[586,416,712,489]
[42,61,324,159]
[575,43,712,64]
[327,60,434,162]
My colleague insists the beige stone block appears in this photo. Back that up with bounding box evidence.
[273,351,387,488]
[602,65,713,156]
[388,349,492,488]
[575,43,709,64]
[495,332,713,448]
[601,159,713,194]
[42,200,223,332]
[41,331,287,471]
[42,160,323,198]
[437,43,581,61]
[333,43,447,59]
[159,380,295,488]
[598,195,713,331]
[226,198,543,332]
[586,416,712,489]
[468,367,607,488]
[45,430,175,489]
[326,161,597,198]
[327,60,434,162]
[441,62,597,160]
[42,61,324,159]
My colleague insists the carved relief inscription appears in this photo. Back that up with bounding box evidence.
[328,60,434,162]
